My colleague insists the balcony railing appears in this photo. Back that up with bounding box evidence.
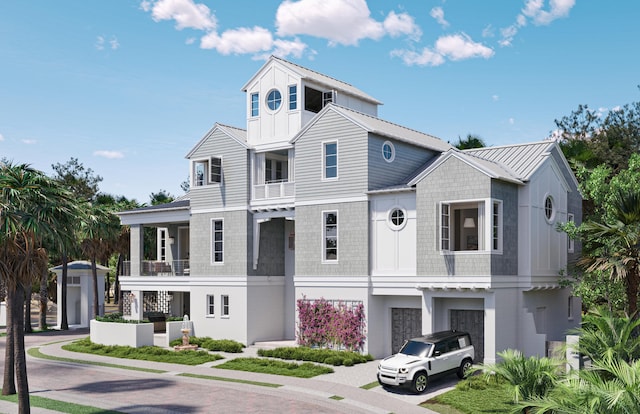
[122,260,190,276]
[253,180,295,200]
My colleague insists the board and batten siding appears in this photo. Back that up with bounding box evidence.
[189,129,249,210]
[368,134,438,190]
[295,202,369,276]
[416,156,493,277]
[295,110,369,202]
[188,210,250,276]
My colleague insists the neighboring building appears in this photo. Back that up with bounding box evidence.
[117,56,582,362]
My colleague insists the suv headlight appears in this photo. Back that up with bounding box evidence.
[399,367,409,374]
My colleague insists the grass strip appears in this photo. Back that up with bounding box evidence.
[422,376,515,413]
[214,357,334,378]
[329,395,344,400]
[0,390,123,414]
[62,337,223,365]
[178,372,282,388]
[360,381,380,390]
[28,347,167,374]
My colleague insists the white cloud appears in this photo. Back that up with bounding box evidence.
[482,24,495,38]
[201,27,273,55]
[509,118,515,125]
[96,35,120,51]
[0,133,4,142]
[430,7,449,28]
[22,139,37,145]
[95,36,105,50]
[522,0,575,25]
[271,38,308,59]
[390,48,445,67]
[435,33,494,61]
[492,95,499,101]
[94,150,124,159]
[185,37,196,45]
[384,11,422,41]
[142,0,216,30]
[276,0,385,46]
[109,37,120,50]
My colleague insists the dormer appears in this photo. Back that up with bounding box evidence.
[242,56,382,147]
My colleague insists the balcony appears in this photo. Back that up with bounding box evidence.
[122,260,190,276]
[252,180,295,200]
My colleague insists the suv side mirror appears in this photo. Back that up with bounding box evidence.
[433,350,441,357]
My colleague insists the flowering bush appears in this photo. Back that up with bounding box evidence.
[296,296,366,352]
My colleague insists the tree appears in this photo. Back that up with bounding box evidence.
[80,203,120,318]
[150,189,174,206]
[454,134,486,150]
[0,162,78,412]
[578,189,640,316]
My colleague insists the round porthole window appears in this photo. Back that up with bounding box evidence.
[544,195,555,223]
[382,141,395,163]
[266,89,282,111]
[388,207,407,230]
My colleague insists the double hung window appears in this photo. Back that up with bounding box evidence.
[440,199,502,253]
[323,211,338,261]
[251,93,259,117]
[323,142,337,179]
[206,295,215,316]
[212,219,223,263]
[288,85,297,110]
[221,295,230,317]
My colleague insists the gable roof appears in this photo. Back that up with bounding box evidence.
[291,104,452,152]
[242,56,382,105]
[185,123,247,159]
[463,141,557,181]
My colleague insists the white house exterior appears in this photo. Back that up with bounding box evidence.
[117,56,582,362]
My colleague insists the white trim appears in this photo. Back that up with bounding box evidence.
[322,209,338,263]
[387,206,407,231]
[322,140,338,181]
[211,218,224,265]
[265,88,283,113]
[382,141,395,163]
[295,195,368,206]
[567,213,575,253]
[206,294,215,316]
[544,193,556,224]
[191,205,248,214]
[221,294,230,317]
[438,198,502,253]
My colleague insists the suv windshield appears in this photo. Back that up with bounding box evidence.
[399,340,433,357]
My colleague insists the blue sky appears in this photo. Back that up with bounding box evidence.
[1,0,638,203]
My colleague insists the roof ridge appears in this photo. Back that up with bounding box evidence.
[272,55,360,92]
[457,149,521,180]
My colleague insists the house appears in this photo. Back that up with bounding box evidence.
[117,56,582,362]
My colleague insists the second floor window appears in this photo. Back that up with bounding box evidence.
[251,92,259,117]
[193,157,222,187]
[289,85,297,110]
[323,142,337,179]
[212,219,223,263]
[323,211,338,261]
[440,199,502,253]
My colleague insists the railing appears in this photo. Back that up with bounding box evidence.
[122,260,190,276]
[253,181,295,200]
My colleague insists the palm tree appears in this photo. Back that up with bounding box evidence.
[454,134,486,150]
[527,356,640,414]
[571,306,640,363]
[579,189,640,316]
[80,203,120,318]
[0,162,78,412]
[473,349,562,410]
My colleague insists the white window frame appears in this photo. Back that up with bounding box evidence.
[206,294,215,317]
[568,213,575,253]
[192,157,222,187]
[322,210,338,262]
[382,141,395,163]
[387,206,407,231]
[322,141,338,180]
[211,218,224,264]
[439,198,502,254]
[221,294,230,317]
[266,89,282,112]
[544,194,556,224]
[288,84,297,110]
[250,92,259,117]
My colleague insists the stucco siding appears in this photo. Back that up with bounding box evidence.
[295,110,369,202]
[295,201,369,276]
[416,156,492,276]
[189,129,249,210]
[368,134,437,190]
[189,210,249,276]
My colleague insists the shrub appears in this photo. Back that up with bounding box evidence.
[169,336,245,353]
[95,313,144,324]
[257,346,373,366]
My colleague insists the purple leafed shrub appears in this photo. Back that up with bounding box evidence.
[296,296,366,352]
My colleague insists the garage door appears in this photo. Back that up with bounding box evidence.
[391,308,422,353]
[450,309,484,363]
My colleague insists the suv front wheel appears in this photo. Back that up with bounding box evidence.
[457,358,473,379]
[411,371,428,394]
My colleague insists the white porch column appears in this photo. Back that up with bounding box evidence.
[421,293,434,335]
[129,290,143,321]
[130,224,144,276]
[484,293,497,364]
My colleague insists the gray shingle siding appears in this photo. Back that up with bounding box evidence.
[295,201,369,276]
[367,134,438,190]
[189,210,250,276]
[189,129,249,210]
[491,180,518,275]
[295,110,369,202]
[416,156,492,276]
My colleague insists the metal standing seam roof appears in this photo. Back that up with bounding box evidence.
[117,199,190,216]
[246,56,383,105]
[464,141,556,181]
[323,104,452,152]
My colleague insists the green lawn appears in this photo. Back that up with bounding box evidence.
[422,376,516,414]
[214,357,334,378]
[0,390,123,414]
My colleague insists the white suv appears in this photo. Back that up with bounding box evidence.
[377,330,474,394]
